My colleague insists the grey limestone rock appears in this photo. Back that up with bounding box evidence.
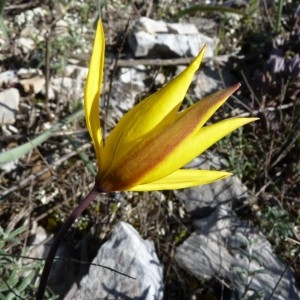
[72,221,163,300]
[128,17,217,59]
[174,154,300,299]
[175,205,300,300]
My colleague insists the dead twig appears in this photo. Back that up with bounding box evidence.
[70,53,243,67]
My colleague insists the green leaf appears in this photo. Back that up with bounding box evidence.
[17,269,35,292]
[66,135,96,176]
[0,0,8,13]
[232,266,248,286]
[0,0,8,38]
[4,226,26,241]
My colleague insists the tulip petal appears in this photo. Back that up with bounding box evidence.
[129,169,232,191]
[101,47,206,172]
[84,20,105,167]
[138,117,258,184]
[98,84,252,191]
[98,114,256,192]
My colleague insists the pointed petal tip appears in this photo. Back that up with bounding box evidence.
[231,82,241,92]
[241,117,260,124]
[223,171,233,177]
[199,44,207,52]
[192,45,206,69]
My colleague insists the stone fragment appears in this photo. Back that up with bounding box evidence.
[20,77,45,94]
[17,68,42,79]
[105,66,147,129]
[135,17,168,34]
[16,37,35,54]
[0,88,20,124]
[128,17,217,58]
[167,23,199,35]
[73,222,164,300]
[0,160,18,172]
[192,66,238,98]
[41,77,82,102]
[64,65,88,82]
[0,70,18,87]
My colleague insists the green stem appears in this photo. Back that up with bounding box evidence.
[36,185,100,300]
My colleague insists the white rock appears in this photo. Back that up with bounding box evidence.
[129,18,217,58]
[105,66,147,129]
[20,77,45,94]
[40,84,56,100]
[51,77,75,91]
[7,124,18,134]
[17,68,42,79]
[73,222,163,300]
[16,37,35,54]
[26,226,51,261]
[54,19,69,36]
[0,70,18,86]
[130,30,216,58]
[193,66,238,99]
[45,77,83,101]
[119,65,146,86]
[0,88,20,124]
[64,65,88,82]
[0,160,18,172]
[167,23,199,35]
[137,17,168,34]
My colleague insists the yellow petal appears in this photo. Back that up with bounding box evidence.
[98,85,245,191]
[84,20,105,167]
[101,47,206,172]
[129,169,232,191]
[138,117,258,184]
[99,85,239,189]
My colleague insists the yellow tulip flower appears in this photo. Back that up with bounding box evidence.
[84,20,257,193]
[36,21,258,299]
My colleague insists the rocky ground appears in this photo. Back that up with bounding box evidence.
[0,0,300,299]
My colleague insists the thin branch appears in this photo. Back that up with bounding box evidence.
[70,53,242,67]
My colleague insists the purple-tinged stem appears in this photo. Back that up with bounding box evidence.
[36,185,100,300]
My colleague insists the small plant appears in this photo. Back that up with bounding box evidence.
[0,226,57,299]
[216,127,255,181]
[259,206,293,244]
[231,233,266,300]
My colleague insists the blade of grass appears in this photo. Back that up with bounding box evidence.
[0,0,8,38]
[66,135,96,176]
[0,109,83,165]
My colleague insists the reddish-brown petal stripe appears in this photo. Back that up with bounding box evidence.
[98,84,240,191]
